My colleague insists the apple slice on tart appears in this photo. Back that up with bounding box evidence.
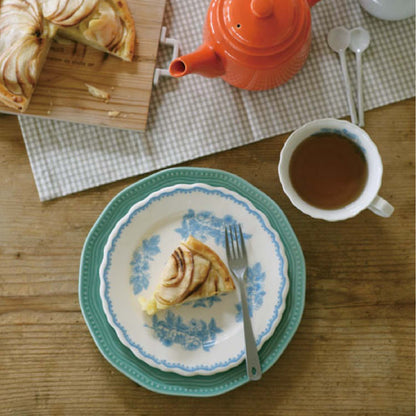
[0,0,55,110]
[139,236,236,315]
[0,0,136,111]
[44,0,135,61]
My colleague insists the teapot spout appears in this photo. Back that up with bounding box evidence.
[307,0,321,6]
[169,44,224,78]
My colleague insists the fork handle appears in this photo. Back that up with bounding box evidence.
[237,276,262,381]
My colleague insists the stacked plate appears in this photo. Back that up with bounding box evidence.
[79,167,306,396]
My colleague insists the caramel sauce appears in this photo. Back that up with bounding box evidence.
[289,133,368,210]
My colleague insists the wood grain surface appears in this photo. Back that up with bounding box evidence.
[0,98,414,415]
[0,0,166,131]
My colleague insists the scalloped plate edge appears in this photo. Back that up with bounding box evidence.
[78,167,306,397]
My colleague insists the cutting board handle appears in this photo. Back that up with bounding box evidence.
[153,27,180,85]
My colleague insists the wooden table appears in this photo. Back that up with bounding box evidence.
[0,98,414,415]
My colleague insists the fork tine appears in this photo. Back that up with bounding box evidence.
[228,225,237,259]
[238,224,247,259]
[224,226,232,260]
[232,224,241,258]
[224,226,229,256]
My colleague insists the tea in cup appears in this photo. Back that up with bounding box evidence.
[278,118,394,221]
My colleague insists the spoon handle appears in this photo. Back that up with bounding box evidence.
[339,51,358,125]
[356,52,364,126]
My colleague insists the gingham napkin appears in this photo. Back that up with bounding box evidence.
[18,0,415,201]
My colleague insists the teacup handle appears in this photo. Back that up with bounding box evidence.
[368,195,394,217]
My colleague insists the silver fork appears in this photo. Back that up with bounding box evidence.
[225,224,262,381]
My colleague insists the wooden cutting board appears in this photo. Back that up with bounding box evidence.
[0,0,166,131]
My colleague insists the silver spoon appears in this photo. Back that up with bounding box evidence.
[328,26,358,125]
[349,27,370,127]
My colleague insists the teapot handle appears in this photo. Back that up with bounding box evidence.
[307,0,321,7]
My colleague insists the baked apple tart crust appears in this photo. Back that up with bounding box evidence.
[0,0,136,111]
[139,236,236,315]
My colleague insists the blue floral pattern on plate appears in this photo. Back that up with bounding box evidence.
[147,311,222,352]
[192,295,224,308]
[235,262,266,321]
[130,235,160,295]
[175,209,250,246]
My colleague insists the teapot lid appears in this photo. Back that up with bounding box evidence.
[222,0,301,50]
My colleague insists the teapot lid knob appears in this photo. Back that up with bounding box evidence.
[221,0,306,50]
[251,0,274,18]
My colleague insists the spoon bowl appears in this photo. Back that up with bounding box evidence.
[350,27,370,54]
[328,26,351,52]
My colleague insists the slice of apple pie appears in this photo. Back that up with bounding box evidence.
[140,236,235,315]
[0,0,135,111]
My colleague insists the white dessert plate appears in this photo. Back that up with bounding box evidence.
[99,182,289,376]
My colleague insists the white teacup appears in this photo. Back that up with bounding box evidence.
[278,118,394,221]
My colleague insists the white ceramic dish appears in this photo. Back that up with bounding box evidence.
[99,183,289,376]
[359,0,415,20]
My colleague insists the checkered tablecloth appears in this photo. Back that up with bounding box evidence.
[18,0,415,201]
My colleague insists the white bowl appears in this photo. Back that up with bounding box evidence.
[359,0,415,20]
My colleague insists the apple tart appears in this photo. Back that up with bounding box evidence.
[0,0,135,111]
[140,236,235,315]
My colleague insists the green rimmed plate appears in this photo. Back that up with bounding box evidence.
[79,167,306,397]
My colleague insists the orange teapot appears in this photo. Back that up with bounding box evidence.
[169,0,321,90]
